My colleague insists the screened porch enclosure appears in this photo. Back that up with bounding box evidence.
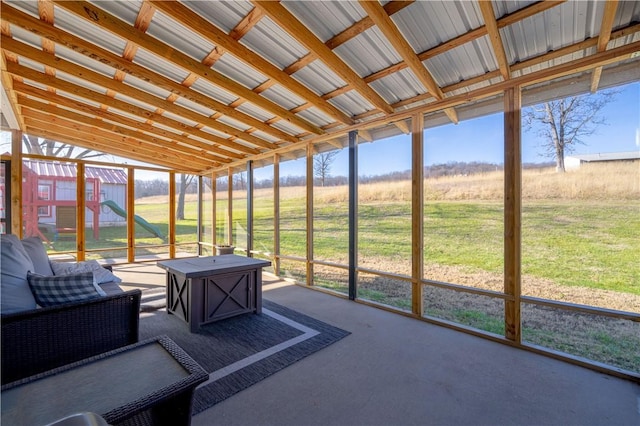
[4,85,639,381]
[1,0,639,384]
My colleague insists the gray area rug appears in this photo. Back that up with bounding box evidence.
[139,300,350,414]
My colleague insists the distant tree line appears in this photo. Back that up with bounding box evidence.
[134,161,555,198]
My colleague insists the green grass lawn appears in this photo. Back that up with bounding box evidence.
[49,197,638,297]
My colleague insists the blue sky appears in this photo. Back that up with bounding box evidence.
[272,81,639,179]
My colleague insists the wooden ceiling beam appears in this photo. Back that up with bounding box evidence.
[6,62,251,160]
[253,0,394,115]
[0,3,299,144]
[478,1,511,81]
[0,48,24,130]
[359,0,458,124]
[212,39,640,174]
[353,0,563,95]
[590,0,619,93]
[51,0,324,136]
[356,21,640,121]
[149,0,353,127]
[24,118,205,172]
[13,83,235,162]
[19,98,229,166]
[285,1,414,74]
[1,35,277,152]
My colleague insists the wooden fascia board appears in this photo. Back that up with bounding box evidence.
[51,0,324,136]
[253,0,394,115]
[149,0,353,126]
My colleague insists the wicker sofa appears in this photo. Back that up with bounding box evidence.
[0,234,141,384]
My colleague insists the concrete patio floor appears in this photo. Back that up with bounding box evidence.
[114,263,640,426]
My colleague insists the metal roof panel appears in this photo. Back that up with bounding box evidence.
[146,9,215,62]
[181,0,254,34]
[132,49,191,85]
[241,16,309,69]
[51,6,127,57]
[211,53,267,90]
[282,0,366,43]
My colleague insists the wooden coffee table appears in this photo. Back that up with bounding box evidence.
[157,255,271,332]
[1,336,207,426]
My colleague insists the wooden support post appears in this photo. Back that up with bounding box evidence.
[246,160,253,257]
[10,130,22,237]
[227,168,233,245]
[273,154,281,276]
[348,130,358,300]
[504,86,522,343]
[306,143,314,286]
[211,172,216,248]
[411,114,424,316]
[197,175,203,256]
[127,167,135,263]
[169,172,176,258]
[76,162,85,261]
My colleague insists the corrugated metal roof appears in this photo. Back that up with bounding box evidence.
[23,160,128,184]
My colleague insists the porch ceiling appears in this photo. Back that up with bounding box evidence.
[1,1,639,175]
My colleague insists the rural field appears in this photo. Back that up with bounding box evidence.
[62,161,637,372]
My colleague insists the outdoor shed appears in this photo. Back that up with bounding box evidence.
[565,150,640,170]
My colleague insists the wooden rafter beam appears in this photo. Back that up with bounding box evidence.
[51,0,324,136]
[13,83,234,163]
[478,0,511,81]
[149,0,353,127]
[211,39,640,173]
[5,63,251,160]
[358,0,457,124]
[253,0,394,115]
[285,1,414,75]
[18,96,229,166]
[1,35,278,153]
[0,3,299,144]
[350,0,565,97]
[24,116,206,172]
[591,0,619,93]
[356,21,640,123]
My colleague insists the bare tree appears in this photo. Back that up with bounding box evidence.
[176,174,196,220]
[523,90,617,173]
[21,135,105,159]
[314,151,339,186]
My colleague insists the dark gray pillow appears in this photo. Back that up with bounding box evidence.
[21,236,54,276]
[1,234,37,313]
[27,272,101,307]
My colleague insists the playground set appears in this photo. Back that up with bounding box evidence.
[17,160,164,244]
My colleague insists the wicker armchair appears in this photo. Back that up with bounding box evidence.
[1,289,141,385]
